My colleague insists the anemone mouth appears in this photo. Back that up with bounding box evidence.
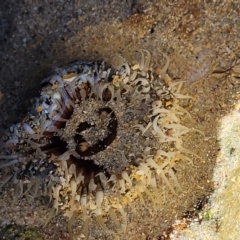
[0,50,199,234]
[72,107,118,157]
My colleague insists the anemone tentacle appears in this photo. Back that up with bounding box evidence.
[0,51,198,236]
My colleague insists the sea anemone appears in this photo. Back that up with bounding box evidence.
[0,50,199,236]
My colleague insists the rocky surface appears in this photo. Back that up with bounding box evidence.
[1,0,240,239]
